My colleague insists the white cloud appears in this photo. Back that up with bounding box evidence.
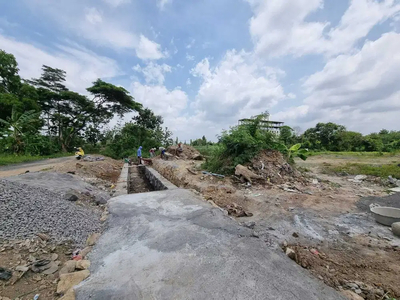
[275,32,400,133]
[186,38,196,49]
[102,0,131,7]
[136,35,164,60]
[22,1,163,60]
[133,62,171,85]
[186,78,191,85]
[157,0,172,10]
[131,82,188,119]
[85,7,102,24]
[186,53,195,61]
[0,33,120,94]
[191,50,287,125]
[247,0,400,57]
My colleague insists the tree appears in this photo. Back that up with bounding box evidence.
[279,126,294,146]
[0,51,40,125]
[303,122,346,151]
[0,106,41,152]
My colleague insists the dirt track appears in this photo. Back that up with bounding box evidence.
[0,157,74,178]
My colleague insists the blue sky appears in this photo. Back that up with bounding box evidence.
[1,0,400,141]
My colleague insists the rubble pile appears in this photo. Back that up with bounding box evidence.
[0,179,101,245]
[166,145,203,160]
[250,150,304,184]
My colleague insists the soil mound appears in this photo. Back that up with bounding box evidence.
[167,145,202,160]
[250,150,303,184]
[54,156,123,183]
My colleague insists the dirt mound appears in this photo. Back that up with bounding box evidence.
[283,243,400,299]
[167,145,202,160]
[250,150,304,184]
[54,156,123,183]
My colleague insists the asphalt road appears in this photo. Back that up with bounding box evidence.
[76,188,344,300]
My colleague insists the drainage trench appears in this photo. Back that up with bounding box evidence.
[127,165,177,194]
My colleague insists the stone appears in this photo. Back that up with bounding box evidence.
[285,247,296,260]
[15,266,29,272]
[0,267,12,281]
[57,270,90,294]
[392,222,400,237]
[59,288,76,300]
[242,221,256,229]
[36,233,50,241]
[340,290,364,300]
[51,253,59,261]
[42,262,59,275]
[388,175,396,185]
[75,260,90,270]
[292,232,299,238]
[234,164,262,183]
[86,233,100,246]
[354,175,367,181]
[59,261,76,275]
[80,247,92,258]
[64,193,78,202]
[32,274,42,282]
[95,195,108,205]
[345,283,359,290]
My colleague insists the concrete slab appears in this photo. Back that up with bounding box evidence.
[76,189,344,300]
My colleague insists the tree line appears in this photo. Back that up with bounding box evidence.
[0,49,172,158]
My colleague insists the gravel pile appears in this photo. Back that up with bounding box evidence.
[0,179,101,245]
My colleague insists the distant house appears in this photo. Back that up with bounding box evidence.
[238,114,284,133]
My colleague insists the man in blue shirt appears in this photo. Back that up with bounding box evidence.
[137,146,142,164]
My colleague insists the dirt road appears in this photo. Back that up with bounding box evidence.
[0,156,74,178]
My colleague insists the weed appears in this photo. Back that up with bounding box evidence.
[326,163,400,179]
[0,153,72,166]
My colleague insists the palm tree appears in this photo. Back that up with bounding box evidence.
[0,106,41,153]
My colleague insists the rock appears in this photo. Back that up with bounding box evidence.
[285,247,296,260]
[312,179,318,184]
[75,260,90,270]
[242,221,256,229]
[57,270,90,294]
[59,288,75,300]
[193,154,203,161]
[354,289,362,294]
[0,267,12,281]
[59,261,76,275]
[388,175,396,185]
[36,233,50,241]
[32,274,42,282]
[345,283,359,290]
[234,164,262,183]
[15,266,29,272]
[340,290,364,300]
[354,175,367,181]
[94,195,108,205]
[86,233,100,246]
[80,247,92,258]
[42,262,59,275]
[392,222,400,237]
[64,193,78,202]
[292,232,299,238]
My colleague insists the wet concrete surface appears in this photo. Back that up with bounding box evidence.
[76,189,344,300]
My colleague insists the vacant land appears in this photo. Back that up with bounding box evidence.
[152,148,400,299]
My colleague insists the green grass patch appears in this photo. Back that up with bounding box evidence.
[0,153,72,166]
[307,151,399,157]
[326,163,400,179]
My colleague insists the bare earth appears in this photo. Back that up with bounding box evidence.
[151,148,400,300]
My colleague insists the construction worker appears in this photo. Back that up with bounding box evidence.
[137,146,143,164]
[75,147,84,160]
[159,146,166,159]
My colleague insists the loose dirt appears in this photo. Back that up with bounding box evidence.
[150,147,400,300]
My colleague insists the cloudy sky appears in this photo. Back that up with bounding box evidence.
[1,0,400,141]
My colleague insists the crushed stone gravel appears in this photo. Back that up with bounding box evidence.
[0,179,101,245]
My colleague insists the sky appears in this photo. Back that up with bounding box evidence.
[1,0,400,142]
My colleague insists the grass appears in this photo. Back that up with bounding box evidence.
[307,151,399,157]
[0,153,72,166]
[325,162,400,179]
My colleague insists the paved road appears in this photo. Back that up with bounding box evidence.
[0,156,73,177]
[76,189,344,300]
